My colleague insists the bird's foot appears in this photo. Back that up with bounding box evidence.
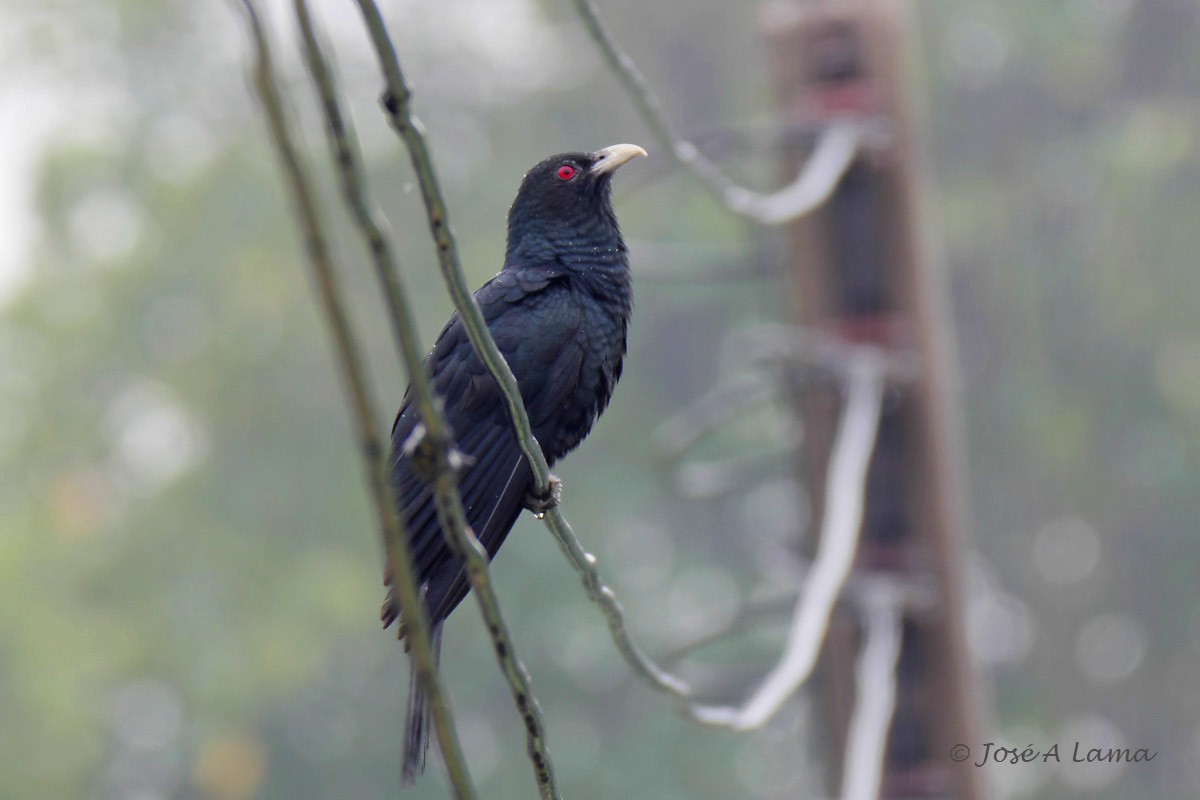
[524,475,563,517]
[380,86,411,115]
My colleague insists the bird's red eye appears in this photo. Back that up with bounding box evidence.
[556,164,576,181]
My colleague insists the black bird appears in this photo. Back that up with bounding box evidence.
[384,143,647,782]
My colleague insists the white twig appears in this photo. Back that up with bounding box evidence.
[723,123,863,225]
[841,581,903,800]
[690,353,885,730]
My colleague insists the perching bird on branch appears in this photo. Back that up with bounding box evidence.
[384,143,648,782]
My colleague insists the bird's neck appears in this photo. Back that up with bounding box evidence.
[506,207,621,256]
[506,210,629,276]
[505,234,631,312]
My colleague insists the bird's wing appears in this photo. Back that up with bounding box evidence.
[385,267,583,627]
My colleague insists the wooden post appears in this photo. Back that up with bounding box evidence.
[762,2,989,797]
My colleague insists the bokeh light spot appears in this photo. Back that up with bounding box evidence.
[1033,517,1099,585]
[1075,612,1146,685]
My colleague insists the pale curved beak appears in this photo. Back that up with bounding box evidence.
[590,143,648,176]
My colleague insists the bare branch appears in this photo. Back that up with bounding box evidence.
[291,0,439,440]
[730,123,864,224]
[841,581,903,800]
[690,353,885,730]
[299,2,559,795]
[538,508,694,698]
[236,3,475,796]
[569,0,864,225]
[351,0,545,492]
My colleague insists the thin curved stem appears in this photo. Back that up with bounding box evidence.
[297,2,559,796]
[238,2,474,796]
[352,0,547,492]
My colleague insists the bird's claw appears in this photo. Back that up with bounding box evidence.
[524,475,562,516]
[380,86,409,115]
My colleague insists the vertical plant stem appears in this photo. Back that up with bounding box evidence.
[299,3,560,796]
[236,2,475,797]
[351,0,549,492]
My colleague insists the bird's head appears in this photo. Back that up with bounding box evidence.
[505,143,647,267]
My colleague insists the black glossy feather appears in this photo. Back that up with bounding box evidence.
[386,147,641,783]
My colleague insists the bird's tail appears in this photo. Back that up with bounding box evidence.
[402,622,443,785]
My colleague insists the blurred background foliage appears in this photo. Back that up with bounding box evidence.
[1,1,1198,798]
